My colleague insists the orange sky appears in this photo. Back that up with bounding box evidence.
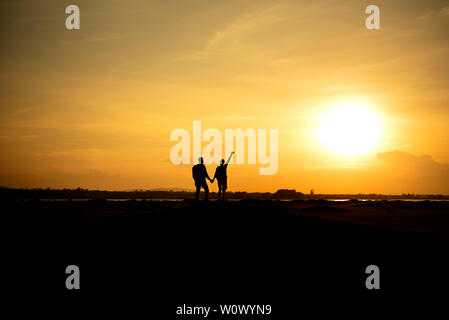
[1,0,449,193]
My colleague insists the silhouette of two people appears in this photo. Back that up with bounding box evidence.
[192,154,232,202]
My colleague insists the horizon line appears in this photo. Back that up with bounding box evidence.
[1,186,448,197]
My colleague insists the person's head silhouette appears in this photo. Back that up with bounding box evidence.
[198,157,204,164]
[220,159,225,165]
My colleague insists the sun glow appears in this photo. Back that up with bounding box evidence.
[317,103,381,156]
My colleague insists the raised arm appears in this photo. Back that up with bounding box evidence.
[225,151,235,165]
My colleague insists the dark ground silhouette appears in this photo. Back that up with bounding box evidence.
[5,198,449,315]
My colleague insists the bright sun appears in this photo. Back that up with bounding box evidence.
[317,103,381,156]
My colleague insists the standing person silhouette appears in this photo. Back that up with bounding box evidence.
[213,152,234,201]
[192,157,212,202]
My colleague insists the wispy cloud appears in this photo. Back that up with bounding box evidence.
[177,3,286,61]
[418,6,449,20]
[418,9,435,20]
[208,4,284,46]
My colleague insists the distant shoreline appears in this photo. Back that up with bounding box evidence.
[1,187,448,201]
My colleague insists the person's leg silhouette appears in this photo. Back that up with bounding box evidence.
[195,180,201,202]
[202,180,209,201]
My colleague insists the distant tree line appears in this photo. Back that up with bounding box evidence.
[0,187,448,200]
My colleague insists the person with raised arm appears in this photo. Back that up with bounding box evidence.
[212,151,234,201]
